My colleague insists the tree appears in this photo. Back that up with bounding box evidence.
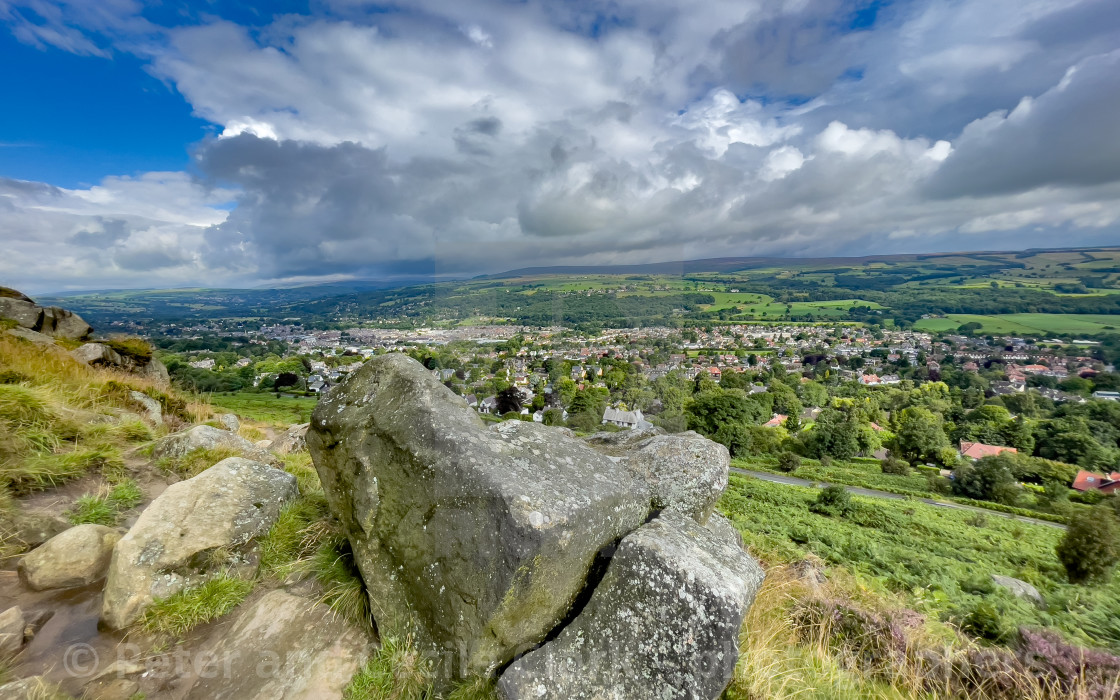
[777,451,801,473]
[880,453,910,475]
[805,407,861,460]
[810,485,852,517]
[1057,507,1120,584]
[951,457,1021,505]
[496,386,523,415]
[685,389,765,436]
[894,407,949,463]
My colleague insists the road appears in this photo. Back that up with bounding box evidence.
[730,467,1067,531]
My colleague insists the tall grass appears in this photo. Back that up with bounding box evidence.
[140,574,254,638]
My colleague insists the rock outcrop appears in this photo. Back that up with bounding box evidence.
[308,353,652,680]
[0,289,92,340]
[129,391,163,424]
[150,424,273,464]
[71,342,124,367]
[216,413,240,432]
[18,524,120,590]
[619,432,729,523]
[499,510,764,700]
[101,458,297,629]
[991,575,1046,608]
[0,606,24,661]
[183,589,372,700]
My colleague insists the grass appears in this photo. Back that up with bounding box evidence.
[67,479,143,525]
[718,474,1120,654]
[206,391,318,426]
[140,573,255,638]
[343,633,499,700]
[155,446,241,478]
[914,313,1120,335]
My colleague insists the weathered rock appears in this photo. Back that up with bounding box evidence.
[0,294,92,340]
[0,676,67,699]
[4,327,56,346]
[991,575,1045,608]
[137,356,170,386]
[704,512,743,550]
[9,510,70,549]
[71,342,124,367]
[83,677,139,700]
[130,391,162,424]
[183,589,371,700]
[268,423,309,455]
[217,413,240,432]
[101,458,297,629]
[0,606,24,660]
[499,510,765,700]
[150,424,273,464]
[582,425,665,456]
[624,432,729,523]
[308,353,651,680]
[18,524,120,591]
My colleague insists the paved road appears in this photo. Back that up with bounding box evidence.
[730,467,1067,531]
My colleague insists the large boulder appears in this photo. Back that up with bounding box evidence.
[0,293,92,340]
[101,458,297,629]
[183,589,372,700]
[499,510,765,700]
[150,424,273,464]
[268,423,309,455]
[71,343,124,367]
[18,524,120,591]
[137,356,170,386]
[621,431,729,523]
[308,353,651,680]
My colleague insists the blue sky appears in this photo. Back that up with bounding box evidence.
[1,0,1119,293]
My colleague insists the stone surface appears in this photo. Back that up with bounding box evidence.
[308,353,651,680]
[0,606,24,660]
[704,512,743,550]
[0,677,65,699]
[18,524,120,591]
[499,510,765,700]
[991,575,1046,608]
[130,391,163,424]
[183,588,372,700]
[623,432,729,523]
[268,423,309,455]
[582,425,665,456]
[217,413,240,432]
[4,327,56,346]
[101,458,297,629]
[83,677,139,700]
[138,356,170,386]
[71,342,124,367]
[9,511,71,550]
[150,424,273,464]
[0,295,92,339]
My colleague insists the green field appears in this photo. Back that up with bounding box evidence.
[719,475,1120,653]
[207,392,319,425]
[914,313,1120,335]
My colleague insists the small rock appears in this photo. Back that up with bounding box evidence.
[101,458,297,629]
[991,575,1046,608]
[9,511,70,549]
[83,677,139,700]
[268,423,309,455]
[0,676,66,700]
[18,524,120,591]
[499,510,765,700]
[217,413,240,432]
[183,589,371,699]
[0,606,25,660]
[71,342,123,367]
[129,391,162,424]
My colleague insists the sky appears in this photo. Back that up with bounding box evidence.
[1,0,1119,293]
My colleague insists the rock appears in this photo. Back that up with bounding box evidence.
[71,342,124,367]
[9,510,70,549]
[268,423,309,455]
[138,356,170,386]
[704,512,744,550]
[183,589,371,700]
[4,327,56,346]
[499,510,765,700]
[0,677,67,699]
[101,458,297,629]
[991,575,1045,608]
[623,432,729,523]
[308,353,651,680]
[83,677,139,700]
[791,556,828,588]
[18,524,120,591]
[582,425,665,456]
[217,413,240,432]
[0,294,92,340]
[150,424,274,464]
[130,391,162,424]
[0,606,24,660]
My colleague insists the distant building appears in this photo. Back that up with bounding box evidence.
[1072,470,1120,494]
[959,440,1017,460]
[602,407,645,430]
[1092,391,1120,402]
[762,414,787,428]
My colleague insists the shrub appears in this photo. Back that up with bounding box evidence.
[1057,507,1120,584]
[952,458,1021,506]
[777,451,802,473]
[818,455,832,467]
[810,485,852,517]
[963,600,1012,642]
[880,455,910,476]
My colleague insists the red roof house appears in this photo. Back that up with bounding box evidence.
[959,440,1018,460]
[1072,470,1120,493]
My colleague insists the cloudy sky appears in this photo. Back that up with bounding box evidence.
[2,0,1119,293]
